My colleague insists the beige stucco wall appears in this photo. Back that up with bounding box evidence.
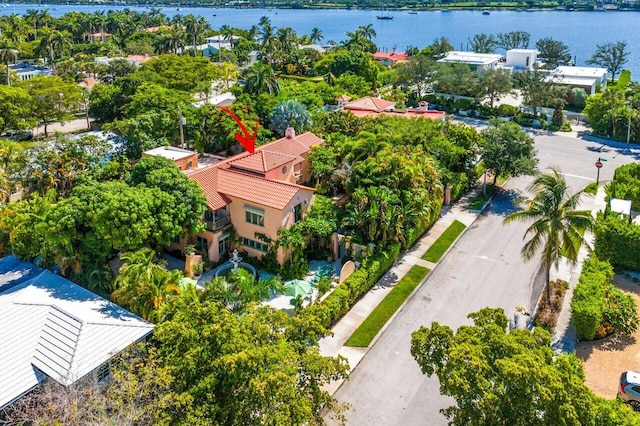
[264,159,296,182]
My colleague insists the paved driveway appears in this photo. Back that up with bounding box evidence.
[326,133,640,425]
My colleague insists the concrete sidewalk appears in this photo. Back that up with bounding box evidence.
[319,176,609,395]
[550,184,608,354]
[319,187,486,394]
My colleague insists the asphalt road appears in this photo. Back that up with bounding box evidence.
[326,132,640,426]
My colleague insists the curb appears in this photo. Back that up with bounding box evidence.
[354,184,504,355]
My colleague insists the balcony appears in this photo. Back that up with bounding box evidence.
[205,215,231,231]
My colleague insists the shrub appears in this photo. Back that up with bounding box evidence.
[302,242,401,328]
[497,104,518,117]
[606,163,640,210]
[571,258,612,340]
[594,212,640,271]
[570,87,588,109]
[571,258,639,340]
[453,98,475,111]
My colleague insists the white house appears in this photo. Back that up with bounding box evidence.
[204,35,240,51]
[437,51,504,73]
[505,49,539,71]
[8,63,53,81]
[548,66,608,95]
[0,256,155,409]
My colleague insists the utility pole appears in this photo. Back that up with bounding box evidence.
[178,106,186,149]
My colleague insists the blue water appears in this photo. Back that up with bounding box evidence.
[2,4,640,78]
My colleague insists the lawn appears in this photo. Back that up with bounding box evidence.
[422,220,466,263]
[467,184,498,210]
[345,265,430,347]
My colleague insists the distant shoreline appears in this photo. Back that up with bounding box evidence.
[5,2,637,12]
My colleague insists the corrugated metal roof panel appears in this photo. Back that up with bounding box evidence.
[32,306,83,383]
[0,257,154,408]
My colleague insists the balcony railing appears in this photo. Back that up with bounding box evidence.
[205,215,230,231]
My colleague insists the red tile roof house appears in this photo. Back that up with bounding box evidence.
[341,96,447,120]
[373,49,409,67]
[145,128,322,265]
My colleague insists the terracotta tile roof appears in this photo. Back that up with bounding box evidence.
[229,150,296,173]
[344,97,396,113]
[373,51,409,63]
[256,132,323,161]
[346,109,446,120]
[216,169,314,210]
[336,95,352,102]
[188,167,231,211]
[79,77,98,91]
[144,26,171,33]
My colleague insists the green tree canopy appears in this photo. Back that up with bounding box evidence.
[133,54,221,93]
[410,307,639,425]
[0,85,35,134]
[587,41,630,82]
[128,155,207,236]
[536,37,572,69]
[480,120,537,183]
[18,75,83,137]
[152,302,349,424]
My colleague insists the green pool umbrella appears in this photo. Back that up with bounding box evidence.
[283,279,312,298]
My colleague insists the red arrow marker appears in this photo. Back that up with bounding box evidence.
[218,106,258,154]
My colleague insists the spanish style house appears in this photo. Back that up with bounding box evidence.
[146,128,322,264]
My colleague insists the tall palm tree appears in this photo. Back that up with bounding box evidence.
[51,30,72,61]
[183,14,202,54]
[36,28,56,63]
[310,27,323,44]
[0,42,18,86]
[356,24,377,41]
[243,62,280,95]
[503,168,594,302]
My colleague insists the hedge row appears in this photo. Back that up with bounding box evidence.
[594,212,640,271]
[570,258,612,341]
[606,163,640,211]
[302,242,401,329]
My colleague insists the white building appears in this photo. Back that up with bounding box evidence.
[505,49,539,71]
[437,51,504,73]
[0,256,155,409]
[548,66,608,95]
[8,63,53,80]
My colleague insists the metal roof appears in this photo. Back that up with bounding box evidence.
[0,256,154,408]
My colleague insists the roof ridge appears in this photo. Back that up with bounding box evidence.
[219,168,315,191]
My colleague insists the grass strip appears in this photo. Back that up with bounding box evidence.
[345,265,429,347]
[467,184,498,210]
[422,220,466,263]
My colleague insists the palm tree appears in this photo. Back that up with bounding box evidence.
[356,24,377,41]
[51,30,72,61]
[36,28,56,63]
[243,62,280,95]
[0,43,18,86]
[112,248,181,321]
[310,27,323,44]
[503,168,594,302]
[183,14,203,54]
[204,269,281,313]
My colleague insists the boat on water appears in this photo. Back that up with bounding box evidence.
[482,10,490,15]
[377,4,393,19]
[408,11,419,14]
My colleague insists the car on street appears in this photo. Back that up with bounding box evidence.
[618,371,640,410]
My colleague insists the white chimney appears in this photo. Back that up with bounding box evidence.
[285,127,296,139]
